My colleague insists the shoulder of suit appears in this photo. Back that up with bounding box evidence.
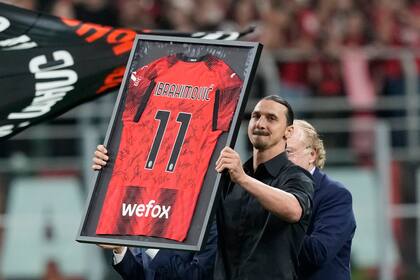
[319,172,352,199]
[286,163,313,182]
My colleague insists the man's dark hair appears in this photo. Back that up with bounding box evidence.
[262,95,294,126]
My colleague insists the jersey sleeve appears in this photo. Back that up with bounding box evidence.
[215,64,243,132]
[122,57,170,121]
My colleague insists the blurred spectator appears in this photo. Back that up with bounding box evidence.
[371,0,405,97]
[258,0,291,50]
[308,56,344,97]
[258,0,313,108]
[222,0,259,32]
[1,0,37,10]
[194,0,226,30]
[49,0,75,18]
[159,0,196,32]
[117,0,160,30]
[39,0,118,25]
[369,0,414,147]
[294,0,320,51]
[73,0,118,26]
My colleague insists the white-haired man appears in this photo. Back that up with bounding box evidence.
[286,120,356,280]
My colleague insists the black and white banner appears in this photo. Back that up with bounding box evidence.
[0,3,249,140]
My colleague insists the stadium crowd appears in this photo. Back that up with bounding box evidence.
[3,0,420,100]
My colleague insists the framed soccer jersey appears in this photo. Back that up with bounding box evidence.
[77,35,262,251]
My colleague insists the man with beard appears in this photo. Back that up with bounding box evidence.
[214,95,314,279]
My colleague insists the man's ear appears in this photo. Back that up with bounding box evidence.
[309,149,317,165]
[284,125,294,140]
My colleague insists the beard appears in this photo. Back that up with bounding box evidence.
[250,130,271,150]
[252,140,269,150]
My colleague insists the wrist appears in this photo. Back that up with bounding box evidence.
[237,173,251,187]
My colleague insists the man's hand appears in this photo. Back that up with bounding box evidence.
[92,144,109,170]
[215,147,247,184]
[97,244,125,254]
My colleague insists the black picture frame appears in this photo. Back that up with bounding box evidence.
[76,34,262,251]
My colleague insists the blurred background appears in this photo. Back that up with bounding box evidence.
[0,0,420,279]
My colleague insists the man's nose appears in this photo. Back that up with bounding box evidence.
[255,117,266,128]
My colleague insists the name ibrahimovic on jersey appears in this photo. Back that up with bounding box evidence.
[152,79,213,102]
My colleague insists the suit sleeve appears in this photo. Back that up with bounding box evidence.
[113,249,146,280]
[215,64,242,132]
[149,221,218,279]
[299,185,356,267]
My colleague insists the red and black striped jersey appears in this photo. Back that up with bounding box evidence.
[96,54,242,241]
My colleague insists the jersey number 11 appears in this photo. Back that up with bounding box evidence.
[145,110,192,172]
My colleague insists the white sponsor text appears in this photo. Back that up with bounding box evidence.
[121,200,171,219]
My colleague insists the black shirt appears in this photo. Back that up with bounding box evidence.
[215,152,314,280]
